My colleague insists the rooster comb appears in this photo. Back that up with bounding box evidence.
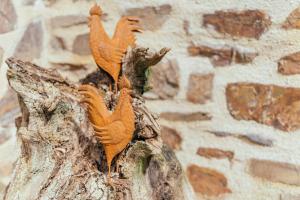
[90,4,102,16]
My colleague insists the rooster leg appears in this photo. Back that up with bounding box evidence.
[106,157,130,189]
[114,82,118,93]
[106,160,113,186]
[106,162,130,189]
[108,82,118,93]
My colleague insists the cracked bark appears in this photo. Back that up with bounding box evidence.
[3,47,192,200]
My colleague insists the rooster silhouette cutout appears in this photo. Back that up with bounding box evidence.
[79,82,135,184]
[88,4,142,91]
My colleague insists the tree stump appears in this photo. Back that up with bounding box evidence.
[3,47,193,200]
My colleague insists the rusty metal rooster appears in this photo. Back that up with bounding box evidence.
[79,82,134,185]
[88,4,142,91]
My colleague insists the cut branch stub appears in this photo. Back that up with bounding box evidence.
[122,47,170,94]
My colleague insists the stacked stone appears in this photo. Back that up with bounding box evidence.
[1,0,300,199]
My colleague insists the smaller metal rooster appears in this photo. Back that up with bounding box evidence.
[79,76,134,185]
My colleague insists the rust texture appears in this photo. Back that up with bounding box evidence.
[88,4,141,89]
[79,84,135,183]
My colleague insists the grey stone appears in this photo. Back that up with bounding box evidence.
[14,21,43,61]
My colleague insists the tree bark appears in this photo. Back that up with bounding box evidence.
[3,47,193,200]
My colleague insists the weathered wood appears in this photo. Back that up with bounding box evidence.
[4,48,192,200]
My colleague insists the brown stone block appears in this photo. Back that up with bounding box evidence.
[278,51,300,75]
[148,59,180,99]
[161,126,182,150]
[50,15,87,28]
[50,36,66,50]
[207,130,274,147]
[0,0,17,34]
[160,112,211,122]
[14,21,43,61]
[203,10,271,39]
[72,33,91,55]
[282,7,300,29]
[226,83,300,131]
[187,164,231,197]
[188,45,257,67]
[237,134,273,147]
[197,147,234,161]
[0,88,20,127]
[249,159,300,186]
[186,73,213,104]
[125,4,171,31]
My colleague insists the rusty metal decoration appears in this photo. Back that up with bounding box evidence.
[79,84,135,185]
[88,4,141,90]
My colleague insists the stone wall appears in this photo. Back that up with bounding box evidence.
[1,0,300,199]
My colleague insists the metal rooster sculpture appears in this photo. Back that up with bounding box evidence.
[79,80,134,185]
[79,4,140,185]
[88,4,142,91]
